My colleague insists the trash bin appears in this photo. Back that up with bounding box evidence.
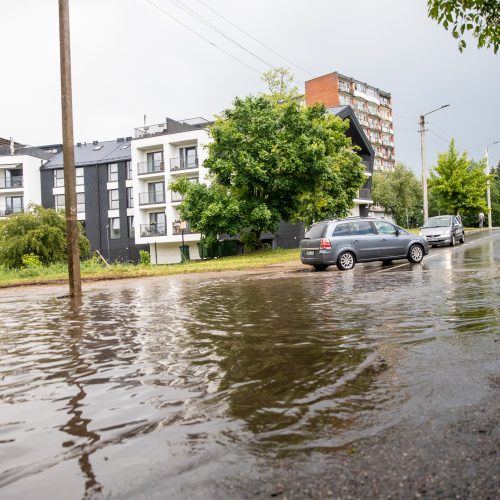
[179,244,190,262]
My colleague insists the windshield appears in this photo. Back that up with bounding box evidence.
[305,223,327,239]
[423,216,452,228]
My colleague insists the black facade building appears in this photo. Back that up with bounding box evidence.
[40,138,147,262]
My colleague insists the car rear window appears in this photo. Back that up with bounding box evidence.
[304,223,328,239]
[349,221,375,235]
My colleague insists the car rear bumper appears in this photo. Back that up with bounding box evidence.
[300,249,338,265]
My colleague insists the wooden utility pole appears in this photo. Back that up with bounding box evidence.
[58,0,82,297]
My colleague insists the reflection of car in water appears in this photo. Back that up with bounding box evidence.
[300,217,429,271]
[419,215,465,247]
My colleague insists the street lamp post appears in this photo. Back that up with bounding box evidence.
[485,140,499,229]
[419,104,450,222]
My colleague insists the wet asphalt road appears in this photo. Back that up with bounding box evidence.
[0,229,499,499]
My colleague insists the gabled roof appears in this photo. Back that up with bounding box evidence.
[41,138,132,170]
[327,105,375,157]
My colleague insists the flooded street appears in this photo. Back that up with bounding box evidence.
[1,231,499,499]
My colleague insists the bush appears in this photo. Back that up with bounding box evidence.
[139,250,151,266]
[21,253,43,269]
[0,204,90,269]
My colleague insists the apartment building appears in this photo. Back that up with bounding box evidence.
[0,140,51,218]
[305,72,395,171]
[40,138,148,262]
[131,117,212,264]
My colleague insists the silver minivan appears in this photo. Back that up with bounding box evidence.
[300,217,429,271]
[419,215,465,247]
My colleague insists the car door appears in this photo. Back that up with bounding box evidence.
[348,220,380,260]
[374,221,408,258]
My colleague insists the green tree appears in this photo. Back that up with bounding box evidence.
[260,67,301,104]
[0,205,90,268]
[490,163,500,226]
[172,87,365,248]
[427,0,500,53]
[428,139,489,217]
[372,163,423,228]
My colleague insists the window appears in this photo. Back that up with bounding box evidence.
[109,217,120,239]
[54,194,65,210]
[355,81,366,93]
[339,80,350,92]
[76,167,84,185]
[127,216,135,238]
[148,182,165,203]
[304,222,327,239]
[126,161,133,180]
[373,221,397,235]
[54,169,64,187]
[6,196,23,214]
[126,187,134,208]
[333,223,349,236]
[108,163,118,182]
[349,221,375,235]
[339,94,352,106]
[77,193,85,213]
[108,189,119,209]
[147,151,163,171]
[149,212,166,234]
[180,146,197,168]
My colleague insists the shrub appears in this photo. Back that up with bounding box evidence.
[139,250,151,266]
[21,253,43,269]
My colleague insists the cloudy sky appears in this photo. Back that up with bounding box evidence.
[2,0,499,172]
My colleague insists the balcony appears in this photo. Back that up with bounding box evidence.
[140,223,168,237]
[170,155,198,172]
[139,191,165,205]
[0,204,23,216]
[172,221,195,235]
[0,177,23,189]
[137,161,164,176]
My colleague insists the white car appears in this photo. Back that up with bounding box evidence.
[419,215,465,247]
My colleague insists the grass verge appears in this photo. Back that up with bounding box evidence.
[0,248,301,288]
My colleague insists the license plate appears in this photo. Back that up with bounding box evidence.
[305,250,315,256]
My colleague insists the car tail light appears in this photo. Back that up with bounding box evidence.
[320,238,332,249]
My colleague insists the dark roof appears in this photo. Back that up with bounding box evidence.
[328,105,375,157]
[41,138,132,170]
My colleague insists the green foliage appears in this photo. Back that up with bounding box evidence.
[0,205,90,268]
[372,164,423,227]
[139,250,151,266]
[21,253,43,269]
[427,0,499,53]
[260,67,301,103]
[428,139,489,217]
[490,165,500,226]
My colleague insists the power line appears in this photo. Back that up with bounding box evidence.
[144,0,262,75]
[168,0,277,72]
[194,0,314,79]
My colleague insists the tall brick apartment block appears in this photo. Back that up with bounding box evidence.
[305,72,395,171]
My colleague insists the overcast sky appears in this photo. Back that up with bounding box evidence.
[2,0,499,172]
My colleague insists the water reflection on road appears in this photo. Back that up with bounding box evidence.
[0,234,499,498]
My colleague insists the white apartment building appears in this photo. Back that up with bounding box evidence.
[0,143,49,218]
[131,118,211,264]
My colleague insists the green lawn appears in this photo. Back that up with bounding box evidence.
[0,248,301,288]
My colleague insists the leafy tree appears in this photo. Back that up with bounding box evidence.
[428,139,489,217]
[372,163,423,228]
[261,67,301,103]
[427,0,500,53]
[172,92,365,248]
[490,163,500,226]
[0,205,90,268]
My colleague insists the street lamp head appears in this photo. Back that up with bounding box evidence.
[486,139,500,149]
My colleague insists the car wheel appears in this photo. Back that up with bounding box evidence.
[337,251,355,271]
[313,264,328,272]
[408,244,424,264]
[450,235,456,247]
[459,233,465,244]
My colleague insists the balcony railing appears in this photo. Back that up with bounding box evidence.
[137,161,164,175]
[139,191,165,205]
[172,221,195,235]
[0,204,23,216]
[140,224,168,237]
[171,191,183,203]
[0,178,23,189]
[170,155,198,171]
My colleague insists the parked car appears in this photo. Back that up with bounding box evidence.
[300,217,429,271]
[419,215,464,247]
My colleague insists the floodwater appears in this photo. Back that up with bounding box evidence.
[1,232,499,499]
